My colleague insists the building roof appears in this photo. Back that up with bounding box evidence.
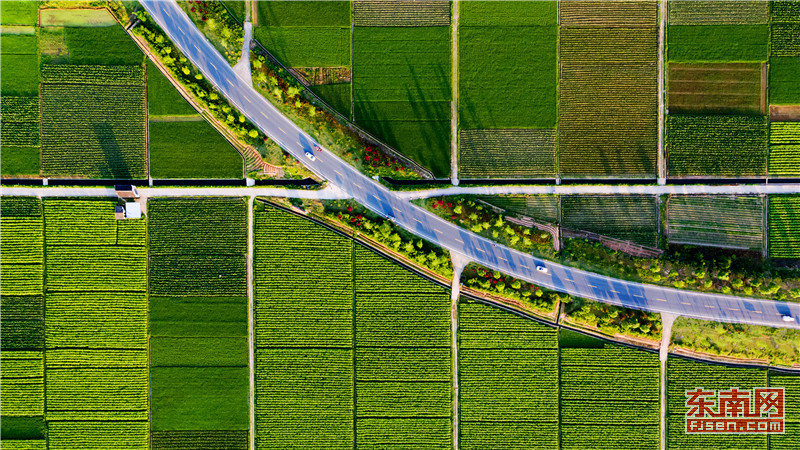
[125,202,142,219]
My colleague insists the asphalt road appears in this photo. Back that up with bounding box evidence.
[140,0,800,329]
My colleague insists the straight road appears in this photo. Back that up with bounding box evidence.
[0,186,350,199]
[400,183,800,200]
[137,1,800,329]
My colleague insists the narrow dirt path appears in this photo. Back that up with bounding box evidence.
[660,312,677,450]
[449,251,470,450]
[658,0,667,184]
[247,195,256,450]
[450,0,460,185]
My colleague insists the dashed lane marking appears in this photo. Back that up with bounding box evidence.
[655,298,667,302]
[587,284,597,288]
[753,310,762,314]
[681,302,691,305]
[334,170,343,177]
[520,264,529,270]
[704,305,715,309]
[475,247,486,253]
[610,289,619,294]
[454,237,464,244]
[498,256,508,262]
[633,294,644,298]
[728,308,740,311]
[433,228,443,234]
[278,127,287,135]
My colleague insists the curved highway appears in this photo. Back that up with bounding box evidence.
[141,0,800,329]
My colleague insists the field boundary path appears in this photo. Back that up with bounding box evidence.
[658,0,667,184]
[449,252,469,450]
[32,0,800,332]
[247,195,256,450]
[450,0,460,185]
[659,313,677,450]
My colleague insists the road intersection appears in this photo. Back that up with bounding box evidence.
[55,0,797,330]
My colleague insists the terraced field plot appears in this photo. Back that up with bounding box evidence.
[667,195,764,250]
[668,63,764,114]
[558,1,658,177]
[561,195,658,247]
[769,194,800,258]
[254,202,452,448]
[769,122,800,176]
[353,25,451,177]
[667,114,768,176]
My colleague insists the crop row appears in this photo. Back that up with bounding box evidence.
[46,421,148,450]
[45,292,148,349]
[1,122,39,147]
[356,417,452,448]
[769,194,800,258]
[667,114,768,176]
[770,372,800,422]
[40,82,146,178]
[43,199,121,246]
[41,64,145,86]
[255,204,354,348]
[1,217,43,265]
[255,348,354,449]
[353,0,450,27]
[1,264,43,296]
[148,198,247,254]
[562,195,658,247]
[459,301,558,349]
[1,96,38,122]
[116,219,146,246]
[46,349,147,369]
[1,351,43,416]
[356,293,450,347]
[355,245,446,293]
[45,367,148,418]
[356,347,451,382]
[150,430,248,450]
[149,254,247,296]
[668,0,768,25]
[667,357,767,412]
[560,0,657,27]
[770,122,800,143]
[667,195,764,250]
[772,0,800,23]
[46,245,147,292]
[478,195,559,224]
[459,129,557,179]
[1,197,41,217]
[2,295,44,350]
[460,421,558,450]
[562,424,660,450]
[771,23,800,56]
[356,381,451,417]
[559,27,658,176]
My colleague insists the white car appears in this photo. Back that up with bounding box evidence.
[782,315,796,323]
[304,150,316,161]
[536,265,548,274]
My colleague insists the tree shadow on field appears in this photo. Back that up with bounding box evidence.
[94,121,130,179]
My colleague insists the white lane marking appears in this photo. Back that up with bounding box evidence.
[520,264,529,270]
[753,310,763,314]
[498,256,508,262]
[655,298,667,302]
[454,237,464,244]
[587,284,597,288]
[296,140,302,147]
[728,308,740,311]
[245,96,253,104]
[352,183,362,190]
[475,247,486,253]
[209,61,217,70]
[609,289,620,294]
[278,127,287,135]
[633,294,644,298]
[193,44,200,52]
[704,305,715,309]
[334,170,343,177]
[681,302,691,305]
[433,228,443,234]
[414,218,423,224]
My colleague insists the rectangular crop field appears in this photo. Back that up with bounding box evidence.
[668,1,769,25]
[769,122,800,176]
[458,300,559,449]
[148,121,243,179]
[561,344,660,450]
[667,195,764,250]
[769,195,800,258]
[0,1,38,25]
[354,0,450,27]
[769,56,800,105]
[561,195,658,247]
[254,201,453,448]
[353,26,451,177]
[478,194,559,224]
[459,1,557,130]
[255,1,350,67]
[667,357,768,450]
[147,60,197,117]
[40,75,146,178]
[559,17,658,177]
[668,62,763,114]
[666,114,767,176]
[42,198,148,447]
[62,25,144,66]
[667,24,769,62]
[0,52,39,96]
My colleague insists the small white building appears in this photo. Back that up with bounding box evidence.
[125,202,142,219]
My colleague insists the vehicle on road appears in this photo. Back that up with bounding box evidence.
[536,265,548,274]
[386,213,395,223]
[304,150,316,161]
[314,145,323,152]
[782,315,796,322]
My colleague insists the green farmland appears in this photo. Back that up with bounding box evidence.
[769,122,800,176]
[561,195,659,247]
[667,25,769,62]
[148,198,249,448]
[148,121,244,179]
[667,196,764,250]
[769,195,800,258]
